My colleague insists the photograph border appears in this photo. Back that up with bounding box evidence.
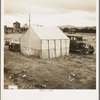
[1,0,99,100]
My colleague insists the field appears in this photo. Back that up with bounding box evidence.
[4,33,96,89]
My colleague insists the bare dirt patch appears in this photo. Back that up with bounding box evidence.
[4,33,96,89]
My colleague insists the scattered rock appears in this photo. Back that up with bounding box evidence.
[68,76,74,81]
[77,61,81,64]
[38,61,47,64]
[41,84,46,88]
[28,78,37,82]
[13,73,18,78]
[18,73,22,77]
[64,55,69,59]
[33,79,37,82]
[35,84,46,88]
[44,79,48,82]
[9,76,12,79]
[71,74,76,77]
[14,78,17,82]
[68,74,76,81]
[50,75,53,77]
[35,83,41,88]
[65,54,69,57]
[22,75,26,77]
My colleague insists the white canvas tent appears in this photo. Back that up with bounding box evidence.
[20,25,70,58]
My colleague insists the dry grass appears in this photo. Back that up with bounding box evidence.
[4,33,96,89]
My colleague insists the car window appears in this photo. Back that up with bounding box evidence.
[77,37,82,41]
[74,37,76,40]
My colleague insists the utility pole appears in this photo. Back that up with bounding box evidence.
[29,13,30,27]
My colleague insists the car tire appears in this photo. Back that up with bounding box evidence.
[89,51,94,54]
[9,45,12,50]
[13,45,20,52]
[79,47,86,55]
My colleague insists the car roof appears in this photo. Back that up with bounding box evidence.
[67,35,83,38]
[11,41,20,44]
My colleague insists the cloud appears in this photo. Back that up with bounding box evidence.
[4,0,96,15]
[4,0,96,26]
[4,11,96,27]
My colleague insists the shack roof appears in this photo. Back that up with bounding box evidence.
[30,25,69,40]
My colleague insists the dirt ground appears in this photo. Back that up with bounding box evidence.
[4,33,96,89]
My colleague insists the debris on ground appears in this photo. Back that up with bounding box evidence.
[35,83,41,88]
[8,85,18,89]
[44,79,48,82]
[41,84,46,88]
[68,76,74,81]
[93,37,96,40]
[50,75,53,77]
[9,76,12,79]
[71,74,76,77]
[22,75,26,77]
[68,74,76,81]
[64,54,69,59]
[35,83,46,89]
[11,79,14,81]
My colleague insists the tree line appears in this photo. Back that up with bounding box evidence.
[60,27,96,33]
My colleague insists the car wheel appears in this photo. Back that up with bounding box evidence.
[79,47,86,55]
[89,51,94,54]
[13,45,20,52]
[9,45,12,50]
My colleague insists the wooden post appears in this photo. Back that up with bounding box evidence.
[54,40,56,57]
[60,39,62,56]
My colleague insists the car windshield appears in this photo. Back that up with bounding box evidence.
[76,37,82,41]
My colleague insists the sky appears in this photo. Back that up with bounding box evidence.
[4,0,96,27]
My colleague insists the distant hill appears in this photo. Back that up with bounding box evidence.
[58,25,96,29]
[58,25,96,33]
[58,25,77,29]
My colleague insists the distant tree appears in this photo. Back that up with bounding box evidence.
[63,27,69,32]
[59,26,96,33]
